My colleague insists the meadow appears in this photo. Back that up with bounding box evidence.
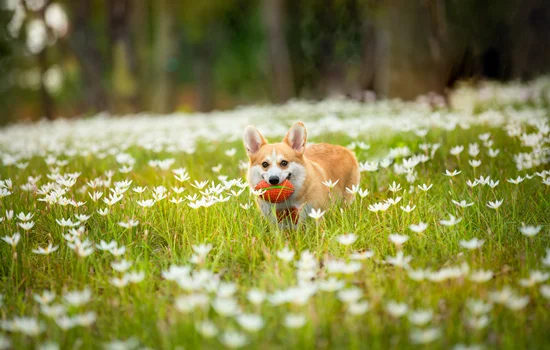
[0,79,549,350]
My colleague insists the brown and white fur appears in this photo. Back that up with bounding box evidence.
[244,122,360,226]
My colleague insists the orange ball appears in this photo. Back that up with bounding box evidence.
[254,179,295,203]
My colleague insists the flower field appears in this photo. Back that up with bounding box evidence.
[0,79,549,349]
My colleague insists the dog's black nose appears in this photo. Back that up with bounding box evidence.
[268,176,280,185]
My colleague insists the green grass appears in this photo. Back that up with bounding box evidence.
[1,81,550,349]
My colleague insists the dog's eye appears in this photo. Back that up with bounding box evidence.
[280,160,288,166]
[261,162,269,168]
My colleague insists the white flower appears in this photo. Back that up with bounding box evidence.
[55,218,80,227]
[486,199,503,210]
[16,212,34,221]
[236,314,264,332]
[476,175,491,186]
[118,219,139,229]
[308,208,325,220]
[195,320,218,338]
[345,184,359,195]
[384,251,412,268]
[217,282,237,298]
[507,176,525,184]
[276,246,295,262]
[478,133,491,141]
[347,301,370,315]
[283,313,306,329]
[542,249,550,266]
[450,145,464,156]
[220,331,248,348]
[43,304,66,320]
[175,293,209,312]
[468,315,490,330]
[409,222,428,233]
[389,233,409,246]
[400,204,416,213]
[110,276,129,288]
[357,188,370,198]
[439,215,462,226]
[247,289,266,305]
[337,287,363,303]
[32,243,59,255]
[225,148,237,157]
[137,199,155,208]
[2,232,21,248]
[488,179,499,188]
[104,338,139,350]
[18,221,35,231]
[469,270,493,283]
[212,297,240,316]
[33,290,56,305]
[466,179,478,188]
[11,316,45,336]
[417,183,433,192]
[518,270,549,287]
[318,277,345,292]
[388,181,402,192]
[460,238,485,250]
[111,259,133,272]
[408,309,433,326]
[162,265,191,281]
[385,300,408,317]
[368,202,391,212]
[63,288,91,307]
[506,296,529,310]
[125,271,145,284]
[408,269,427,281]
[410,327,440,344]
[0,334,10,349]
[349,250,374,260]
[385,196,402,205]
[487,148,500,157]
[132,186,147,194]
[540,285,550,299]
[444,169,461,177]
[322,179,340,189]
[452,199,474,208]
[336,233,357,246]
[468,159,481,168]
[519,225,542,237]
[466,298,492,315]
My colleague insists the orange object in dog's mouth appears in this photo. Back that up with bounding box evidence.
[254,179,295,203]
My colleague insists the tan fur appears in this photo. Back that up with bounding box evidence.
[297,143,360,208]
[245,122,360,222]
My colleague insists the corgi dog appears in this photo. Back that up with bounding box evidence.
[243,122,360,225]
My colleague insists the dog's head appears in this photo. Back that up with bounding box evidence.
[243,122,307,192]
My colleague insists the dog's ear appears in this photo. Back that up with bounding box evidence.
[284,122,307,154]
[243,125,267,157]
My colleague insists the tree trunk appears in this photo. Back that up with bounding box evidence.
[195,44,214,112]
[38,49,54,120]
[262,0,294,103]
[376,0,449,99]
[69,0,108,113]
[108,0,139,113]
[151,0,178,113]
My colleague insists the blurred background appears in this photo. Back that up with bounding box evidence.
[1,0,550,124]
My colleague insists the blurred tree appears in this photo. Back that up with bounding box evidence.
[262,0,294,102]
[151,0,178,113]
[2,0,550,123]
[108,0,139,113]
[67,0,108,112]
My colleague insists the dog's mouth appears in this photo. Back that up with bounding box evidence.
[286,173,292,181]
